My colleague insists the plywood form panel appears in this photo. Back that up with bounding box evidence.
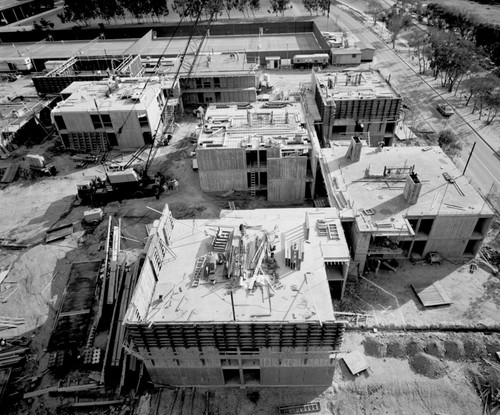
[127,322,346,350]
[302,367,334,386]
[197,148,246,171]
[128,261,157,320]
[268,180,306,202]
[261,367,280,385]
[280,367,305,385]
[423,238,467,258]
[429,216,477,239]
[199,170,247,192]
[268,157,307,180]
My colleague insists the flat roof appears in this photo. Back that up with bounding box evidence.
[54,77,165,113]
[0,31,324,62]
[313,70,399,101]
[322,144,493,233]
[128,207,351,324]
[198,101,312,150]
[0,0,32,12]
[0,96,51,131]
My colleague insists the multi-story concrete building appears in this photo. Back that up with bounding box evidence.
[312,70,401,145]
[178,54,259,106]
[195,100,321,202]
[51,76,180,151]
[124,204,349,387]
[320,139,494,272]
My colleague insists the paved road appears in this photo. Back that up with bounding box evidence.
[318,2,500,204]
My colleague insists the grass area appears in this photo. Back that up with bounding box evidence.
[426,0,500,25]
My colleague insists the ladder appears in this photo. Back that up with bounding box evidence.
[192,256,206,287]
[316,219,328,236]
[250,171,256,197]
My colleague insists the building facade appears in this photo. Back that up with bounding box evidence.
[124,205,349,387]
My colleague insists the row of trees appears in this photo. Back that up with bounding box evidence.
[302,0,336,17]
[366,0,500,126]
[57,0,264,26]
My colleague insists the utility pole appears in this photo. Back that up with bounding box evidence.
[462,141,476,176]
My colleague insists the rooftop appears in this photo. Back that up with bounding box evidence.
[0,96,51,133]
[321,143,494,234]
[54,77,170,113]
[198,101,315,150]
[126,207,351,325]
[312,70,399,101]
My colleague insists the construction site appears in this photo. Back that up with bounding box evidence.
[0,3,499,415]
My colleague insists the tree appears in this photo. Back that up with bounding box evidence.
[407,28,430,74]
[318,0,336,17]
[384,10,412,48]
[268,0,291,16]
[248,0,260,16]
[303,0,319,16]
[365,0,385,24]
[150,0,169,22]
[438,129,462,159]
[57,0,98,26]
[97,0,124,23]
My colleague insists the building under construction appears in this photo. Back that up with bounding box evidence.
[196,100,320,202]
[312,70,401,145]
[124,204,349,387]
[51,76,180,152]
[320,139,494,272]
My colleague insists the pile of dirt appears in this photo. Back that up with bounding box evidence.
[424,339,445,358]
[406,339,425,357]
[409,353,447,379]
[444,339,465,361]
[463,336,486,360]
[386,340,406,358]
[363,337,386,357]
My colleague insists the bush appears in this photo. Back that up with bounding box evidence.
[438,129,462,159]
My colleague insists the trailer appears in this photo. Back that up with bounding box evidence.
[292,53,329,69]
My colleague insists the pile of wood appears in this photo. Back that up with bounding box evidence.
[474,363,500,415]
[481,246,500,267]
[0,346,29,369]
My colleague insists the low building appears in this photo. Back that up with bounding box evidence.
[320,140,494,272]
[355,41,375,62]
[330,48,362,66]
[124,204,349,387]
[196,100,321,202]
[312,70,401,145]
[51,76,180,152]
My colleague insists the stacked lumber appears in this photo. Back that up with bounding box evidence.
[0,347,29,368]
[474,369,500,415]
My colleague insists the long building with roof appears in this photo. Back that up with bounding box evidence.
[124,204,349,387]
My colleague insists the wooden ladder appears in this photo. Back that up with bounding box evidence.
[213,230,230,252]
[250,171,256,197]
[192,256,206,287]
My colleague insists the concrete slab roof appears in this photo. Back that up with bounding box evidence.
[0,32,322,62]
[198,101,313,150]
[322,143,493,233]
[313,70,399,101]
[54,77,165,113]
[130,207,351,324]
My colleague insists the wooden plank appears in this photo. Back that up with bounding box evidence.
[411,282,452,307]
[342,350,369,376]
[45,223,74,243]
[58,309,90,318]
[23,385,59,399]
[67,399,123,408]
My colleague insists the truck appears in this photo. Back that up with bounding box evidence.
[77,168,164,205]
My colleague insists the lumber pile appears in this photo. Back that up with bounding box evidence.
[474,358,500,415]
[0,346,29,368]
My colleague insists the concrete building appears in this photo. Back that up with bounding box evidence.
[178,54,259,106]
[320,141,494,272]
[124,204,349,387]
[195,100,320,202]
[51,76,180,151]
[312,70,401,145]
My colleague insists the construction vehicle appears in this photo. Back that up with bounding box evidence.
[76,144,164,205]
[26,154,57,176]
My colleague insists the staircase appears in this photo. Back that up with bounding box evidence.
[212,229,230,252]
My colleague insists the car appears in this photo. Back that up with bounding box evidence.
[437,103,454,117]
